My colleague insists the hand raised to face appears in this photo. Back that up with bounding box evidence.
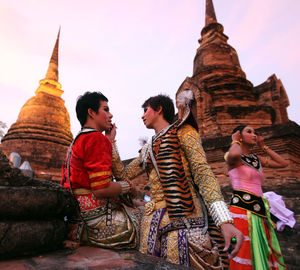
[105,123,117,142]
[231,130,242,142]
[257,135,265,148]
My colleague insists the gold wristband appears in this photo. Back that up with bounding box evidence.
[218,220,234,227]
[265,156,270,167]
[231,140,241,146]
[263,145,269,152]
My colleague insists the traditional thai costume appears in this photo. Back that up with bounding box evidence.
[112,118,233,269]
[229,154,285,269]
[61,128,141,249]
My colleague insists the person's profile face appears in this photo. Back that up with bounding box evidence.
[94,100,113,132]
[241,126,257,145]
[141,105,158,129]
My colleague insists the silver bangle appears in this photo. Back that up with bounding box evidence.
[208,200,233,227]
[119,181,131,195]
[111,141,119,156]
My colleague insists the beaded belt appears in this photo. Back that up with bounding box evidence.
[73,188,93,195]
[230,190,267,218]
[158,216,205,238]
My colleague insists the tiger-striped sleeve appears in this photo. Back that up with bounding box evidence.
[178,124,224,207]
[111,142,144,180]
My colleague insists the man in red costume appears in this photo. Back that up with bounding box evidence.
[61,91,140,249]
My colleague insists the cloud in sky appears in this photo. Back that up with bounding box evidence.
[0,0,299,160]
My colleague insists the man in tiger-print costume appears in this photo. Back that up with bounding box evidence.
[107,92,243,269]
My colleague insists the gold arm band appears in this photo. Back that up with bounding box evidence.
[263,145,269,152]
[89,171,111,179]
[231,140,241,146]
[90,177,110,187]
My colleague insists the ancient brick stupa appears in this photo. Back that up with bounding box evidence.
[176,0,300,223]
[177,0,290,138]
[0,30,73,181]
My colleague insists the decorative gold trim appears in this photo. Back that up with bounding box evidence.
[90,178,110,187]
[73,188,92,195]
[89,171,111,179]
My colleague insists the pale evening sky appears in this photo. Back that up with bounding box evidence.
[0,0,299,160]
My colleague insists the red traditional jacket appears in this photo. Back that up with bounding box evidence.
[61,131,112,191]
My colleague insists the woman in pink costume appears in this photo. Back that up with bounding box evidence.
[226,125,287,270]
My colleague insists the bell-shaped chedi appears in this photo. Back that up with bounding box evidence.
[0,30,73,181]
[177,0,290,138]
[175,1,300,245]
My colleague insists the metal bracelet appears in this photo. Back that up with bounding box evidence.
[111,141,119,156]
[209,200,233,227]
[119,181,131,195]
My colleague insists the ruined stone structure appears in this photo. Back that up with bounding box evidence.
[177,0,290,138]
[0,151,77,259]
[0,30,73,181]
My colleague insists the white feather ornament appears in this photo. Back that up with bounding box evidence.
[176,90,194,107]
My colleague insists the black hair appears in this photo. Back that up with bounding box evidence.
[142,94,175,124]
[76,91,108,127]
[232,125,247,134]
[144,186,150,191]
[185,109,199,132]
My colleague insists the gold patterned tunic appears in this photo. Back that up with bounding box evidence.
[112,123,232,269]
